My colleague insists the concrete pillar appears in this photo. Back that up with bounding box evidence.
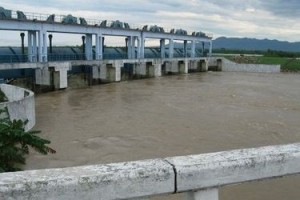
[131,37,135,59]
[38,30,47,62]
[209,41,212,57]
[137,37,141,59]
[38,31,42,62]
[35,63,70,89]
[183,59,189,74]
[100,64,107,80]
[54,66,69,89]
[35,67,51,86]
[133,36,137,59]
[114,61,122,82]
[185,189,219,200]
[95,34,103,60]
[154,63,162,77]
[32,32,37,62]
[184,40,188,58]
[201,60,208,71]
[85,34,93,60]
[127,36,132,59]
[43,32,47,62]
[127,36,136,59]
[191,41,196,58]
[160,39,165,59]
[165,61,178,73]
[27,31,32,62]
[169,39,174,58]
[126,36,131,59]
[217,59,222,71]
[135,62,147,76]
[92,65,100,79]
[30,32,37,62]
[188,59,207,72]
[140,35,145,59]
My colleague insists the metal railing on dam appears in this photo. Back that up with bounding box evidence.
[1,143,299,200]
[0,48,205,64]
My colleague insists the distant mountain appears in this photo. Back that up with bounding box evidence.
[213,37,300,52]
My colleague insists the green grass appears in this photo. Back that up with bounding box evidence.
[257,57,300,72]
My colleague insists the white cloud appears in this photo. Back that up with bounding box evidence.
[0,0,299,46]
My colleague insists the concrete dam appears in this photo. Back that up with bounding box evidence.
[0,6,214,92]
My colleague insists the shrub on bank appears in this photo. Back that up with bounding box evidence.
[0,107,56,172]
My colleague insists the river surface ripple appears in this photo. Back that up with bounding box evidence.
[26,72,300,200]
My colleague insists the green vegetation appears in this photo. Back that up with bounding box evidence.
[257,57,300,72]
[220,49,300,72]
[0,107,56,172]
[0,89,8,103]
[213,48,265,55]
[226,56,300,72]
[214,48,300,58]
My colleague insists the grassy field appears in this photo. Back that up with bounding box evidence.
[257,57,300,72]
[226,56,300,72]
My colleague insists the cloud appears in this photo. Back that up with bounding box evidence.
[261,0,300,17]
[0,0,300,46]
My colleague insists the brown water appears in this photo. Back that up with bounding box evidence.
[26,72,300,200]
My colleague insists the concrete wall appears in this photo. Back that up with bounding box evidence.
[209,57,281,73]
[0,84,35,131]
[1,143,300,200]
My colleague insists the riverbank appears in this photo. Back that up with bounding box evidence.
[225,56,300,72]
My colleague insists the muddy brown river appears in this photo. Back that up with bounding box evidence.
[26,72,300,200]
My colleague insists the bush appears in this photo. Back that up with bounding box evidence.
[0,107,56,172]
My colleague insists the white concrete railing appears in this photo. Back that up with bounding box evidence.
[0,143,300,200]
[0,84,35,131]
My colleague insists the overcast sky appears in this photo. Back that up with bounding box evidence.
[1,0,299,46]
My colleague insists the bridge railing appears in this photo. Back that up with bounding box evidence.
[0,143,299,200]
[0,52,208,64]
[0,54,28,63]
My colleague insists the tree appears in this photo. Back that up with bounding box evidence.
[0,107,56,172]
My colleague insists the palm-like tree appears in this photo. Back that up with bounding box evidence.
[0,107,56,172]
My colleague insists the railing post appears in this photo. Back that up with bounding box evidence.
[191,40,196,58]
[184,189,219,200]
[169,38,174,58]
[209,41,212,58]
[160,39,165,59]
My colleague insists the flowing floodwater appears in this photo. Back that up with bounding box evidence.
[26,72,300,200]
